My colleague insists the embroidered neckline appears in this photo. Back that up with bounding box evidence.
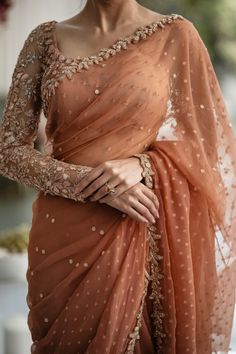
[41,13,184,117]
[50,13,184,66]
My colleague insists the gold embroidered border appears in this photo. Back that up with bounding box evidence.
[125,275,149,354]
[125,154,166,353]
[41,14,184,117]
[147,224,166,351]
[132,153,155,189]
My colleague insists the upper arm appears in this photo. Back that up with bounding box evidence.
[0,22,47,149]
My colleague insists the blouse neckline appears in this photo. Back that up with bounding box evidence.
[49,13,184,66]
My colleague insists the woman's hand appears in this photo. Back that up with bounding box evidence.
[75,157,144,201]
[99,182,160,224]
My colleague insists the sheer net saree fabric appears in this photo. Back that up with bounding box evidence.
[0,13,236,354]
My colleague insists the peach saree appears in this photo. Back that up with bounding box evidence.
[0,13,236,354]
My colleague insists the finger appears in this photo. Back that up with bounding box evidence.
[80,172,110,198]
[101,196,150,224]
[90,177,121,201]
[141,186,159,212]
[126,206,151,224]
[95,177,138,203]
[139,193,159,219]
[111,201,150,224]
[129,185,159,218]
[129,198,156,224]
[75,165,105,194]
[142,185,160,208]
[97,183,131,203]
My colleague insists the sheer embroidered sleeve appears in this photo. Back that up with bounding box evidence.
[0,23,92,202]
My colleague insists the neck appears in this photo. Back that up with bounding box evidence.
[79,0,143,32]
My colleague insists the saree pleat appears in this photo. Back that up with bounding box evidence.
[27,194,153,353]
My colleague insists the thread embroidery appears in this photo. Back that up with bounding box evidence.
[41,14,184,117]
[125,154,165,353]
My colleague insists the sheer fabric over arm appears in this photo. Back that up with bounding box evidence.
[0,23,92,202]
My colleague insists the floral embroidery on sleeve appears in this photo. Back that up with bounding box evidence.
[0,22,92,202]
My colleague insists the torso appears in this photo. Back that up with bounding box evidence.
[40,13,184,119]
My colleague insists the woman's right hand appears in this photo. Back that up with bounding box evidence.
[98,182,159,224]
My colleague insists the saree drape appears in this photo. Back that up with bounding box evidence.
[0,13,236,354]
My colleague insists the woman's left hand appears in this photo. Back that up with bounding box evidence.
[74,157,144,202]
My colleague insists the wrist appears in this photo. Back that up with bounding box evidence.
[132,153,154,189]
[131,156,144,176]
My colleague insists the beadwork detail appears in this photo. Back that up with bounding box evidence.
[125,275,149,354]
[132,153,155,188]
[147,224,166,351]
[125,154,165,353]
[51,14,184,66]
[41,14,184,117]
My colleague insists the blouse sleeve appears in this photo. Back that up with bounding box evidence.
[0,23,93,202]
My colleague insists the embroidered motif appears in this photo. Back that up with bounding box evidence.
[0,13,184,203]
[132,153,155,188]
[41,14,184,117]
[125,154,166,353]
[0,21,92,202]
[147,224,166,351]
[125,275,149,354]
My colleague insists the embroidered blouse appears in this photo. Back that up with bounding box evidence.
[0,21,95,202]
[0,15,179,201]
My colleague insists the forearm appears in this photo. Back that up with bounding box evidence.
[0,143,93,202]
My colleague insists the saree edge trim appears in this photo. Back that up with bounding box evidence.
[124,224,166,354]
[125,154,166,353]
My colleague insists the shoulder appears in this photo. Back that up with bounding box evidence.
[163,14,209,58]
[167,14,204,45]
[22,20,56,56]
[26,20,55,41]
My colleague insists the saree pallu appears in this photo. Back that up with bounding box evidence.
[26,15,236,354]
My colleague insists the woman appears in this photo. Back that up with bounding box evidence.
[0,0,236,353]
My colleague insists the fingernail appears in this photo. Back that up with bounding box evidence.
[149,216,156,223]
